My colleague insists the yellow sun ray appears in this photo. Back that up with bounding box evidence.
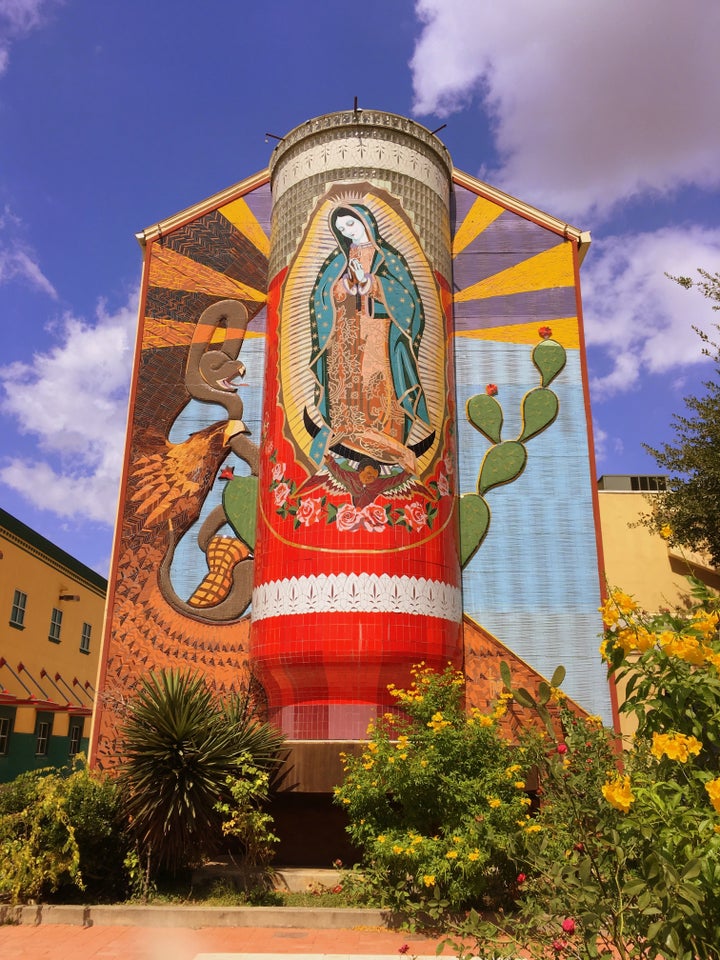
[454,242,575,303]
[452,196,505,257]
[219,197,270,258]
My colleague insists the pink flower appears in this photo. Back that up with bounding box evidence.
[561,918,576,934]
[436,473,450,497]
[296,497,322,526]
[552,940,567,952]
[516,873,526,884]
[336,502,361,532]
[403,500,428,532]
[272,462,286,482]
[360,503,388,532]
[486,383,498,396]
[557,743,568,755]
[539,326,553,339]
[273,482,291,507]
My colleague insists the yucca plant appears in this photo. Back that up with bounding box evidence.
[118,669,283,875]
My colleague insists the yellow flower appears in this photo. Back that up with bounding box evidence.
[506,764,522,776]
[514,781,526,790]
[427,711,451,732]
[423,874,435,887]
[445,850,458,859]
[660,524,672,540]
[392,844,404,855]
[420,759,428,767]
[342,798,351,804]
[487,797,502,809]
[651,731,702,763]
[468,850,480,861]
[363,760,374,770]
[705,778,720,813]
[399,753,408,760]
[602,775,634,813]
[612,589,638,615]
[524,823,542,834]
[377,835,386,844]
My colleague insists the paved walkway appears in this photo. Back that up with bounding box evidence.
[0,922,459,960]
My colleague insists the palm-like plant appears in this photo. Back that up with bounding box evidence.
[118,669,283,874]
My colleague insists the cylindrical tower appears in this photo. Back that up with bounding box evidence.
[252,110,462,739]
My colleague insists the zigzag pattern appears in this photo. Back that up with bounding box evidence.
[165,209,268,293]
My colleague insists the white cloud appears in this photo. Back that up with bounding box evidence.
[0,0,63,75]
[0,295,137,524]
[0,206,58,296]
[411,0,720,220]
[582,226,720,397]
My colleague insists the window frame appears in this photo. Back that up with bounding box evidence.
[68,720,84,757]
[35,719,51,757]
[48,606,63,644]
[10,589,27,629]
[80,621,92,654]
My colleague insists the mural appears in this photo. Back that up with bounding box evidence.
[92,117,612,764]
[251,182,462,739]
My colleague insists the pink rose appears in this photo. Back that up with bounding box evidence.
[561,918,576,934]
[360,503,388,532]
[296,497,322,526]
[272,462,286,482]
[273,482,291,507]
[336,502,361,532]
[557,743,568,755]
[403,501,428,532]
[436,473,450,497]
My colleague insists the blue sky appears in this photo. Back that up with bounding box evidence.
[1,0,719,575]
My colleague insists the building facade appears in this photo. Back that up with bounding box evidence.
[0,508,106,782]
[91,110,612,780]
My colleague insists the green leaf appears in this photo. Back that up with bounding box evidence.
[222,474,259,549]
[499,661,513,691]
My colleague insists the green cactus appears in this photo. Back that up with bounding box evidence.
[462,334,566,567]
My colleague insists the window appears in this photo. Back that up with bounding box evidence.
[0,714,12,756]
[68,720,84,756]
[35,720,50,756]
[10,589,27,628]
[80,622,92,654]
[48,607,63,643]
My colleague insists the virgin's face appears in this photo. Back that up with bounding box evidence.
[335,214,369,244]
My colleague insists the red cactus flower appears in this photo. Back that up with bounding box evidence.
[219,466,235,480]
[562,918,576,934]
[539,326,553,339]
[486,383,498,396]
[557,743,568,755]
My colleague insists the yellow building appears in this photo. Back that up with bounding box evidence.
[597,475,720,609]
[0,508,106,781]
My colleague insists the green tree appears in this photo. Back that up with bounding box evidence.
[642,270,720,566]
[118,669,284,876]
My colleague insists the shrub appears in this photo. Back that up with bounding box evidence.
[118,669,284,878]
[451,579,720,960]
[0,759,125,903]
[333,663,530,921]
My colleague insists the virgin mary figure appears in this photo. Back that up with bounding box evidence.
[306,204,433,474]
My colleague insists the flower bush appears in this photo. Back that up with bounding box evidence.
[451,578,720,960]
[333,663,530,921]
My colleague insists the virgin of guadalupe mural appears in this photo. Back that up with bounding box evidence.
[306,204,434,474]
[276,187,448,526]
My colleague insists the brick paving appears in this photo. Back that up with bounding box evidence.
[0,922,459,960]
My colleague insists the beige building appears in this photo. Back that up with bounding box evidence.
[597,475,720,610]
[0,508,106,781]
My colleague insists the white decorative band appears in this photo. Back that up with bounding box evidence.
[252,573,462,623]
